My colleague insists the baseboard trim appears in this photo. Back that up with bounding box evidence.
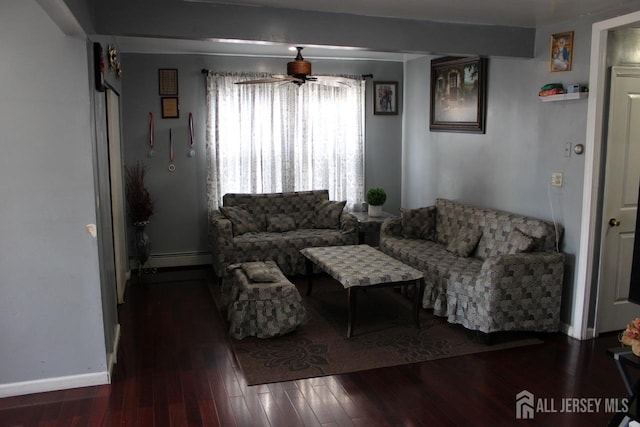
[0,371,109,398]
[130,251,211,270]
[561,322,596,340]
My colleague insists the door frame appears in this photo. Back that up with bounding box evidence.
[576,10,640,340]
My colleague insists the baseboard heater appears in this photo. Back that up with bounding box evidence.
[129,251,211,269]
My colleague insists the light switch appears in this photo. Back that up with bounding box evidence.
[551,172,563,187]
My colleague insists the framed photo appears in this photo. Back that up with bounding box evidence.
[550,31,574,72]
[373,81,398,115]
[430,56,487,133]
[159,68,179,96]
[161,97,179,118]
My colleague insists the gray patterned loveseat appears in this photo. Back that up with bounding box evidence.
[380,199,564,336]
[211,190,358,278]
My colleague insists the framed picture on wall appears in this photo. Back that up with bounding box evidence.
[161,97,179,118]
[430,56,487,133]
[550,31,574,72]
[158,68,179,96]
[373,81,398,115]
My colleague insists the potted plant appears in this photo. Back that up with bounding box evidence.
[125,161,154,270]
[366,187,386,217]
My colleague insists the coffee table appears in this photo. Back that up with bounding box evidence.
[300,244,425,337]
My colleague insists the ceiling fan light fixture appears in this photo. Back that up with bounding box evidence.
[287,46,312,77]
[287,60,312,76]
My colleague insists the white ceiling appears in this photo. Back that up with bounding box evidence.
[115,0,640,61]
[185,0,639,27]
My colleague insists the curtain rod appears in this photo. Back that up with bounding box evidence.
[202,69,373,80]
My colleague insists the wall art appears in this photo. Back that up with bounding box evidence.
[430,56,487,133]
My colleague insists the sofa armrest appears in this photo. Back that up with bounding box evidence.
[381,217,402,237]
[475,251,565,331]
[340,211,358,235]
[211,210,234,276]
[478,251,565,286]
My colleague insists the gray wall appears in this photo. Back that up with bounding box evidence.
[402,17,595,325]
[120,53,403,258]
[0,0,106,387]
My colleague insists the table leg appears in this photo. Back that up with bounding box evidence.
[414,278,425,328]
[347,287,358,338]
[305,258,314,296]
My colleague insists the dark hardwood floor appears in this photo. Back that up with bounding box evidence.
[0,266,634,426]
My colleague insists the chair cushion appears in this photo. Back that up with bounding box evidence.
[505,228,536,254]
[446,228,482,257]
[314,200,346,229]
[266,214,296,232]
[241,261,282,282]
[220,205,260,235]
[401,206,436,240]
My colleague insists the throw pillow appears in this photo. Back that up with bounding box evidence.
[314,200,346,229]
[220,206,259,236]
[400,206,436,240]
[266,214,296,232]
[505,228,536,254]
[242,262,281,282]
[446,228,483,257]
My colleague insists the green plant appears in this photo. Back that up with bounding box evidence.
[125,161,154,223]
[366,187,387,206]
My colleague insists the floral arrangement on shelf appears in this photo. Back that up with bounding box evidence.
[125,161,154,224]
[620,317,640,356]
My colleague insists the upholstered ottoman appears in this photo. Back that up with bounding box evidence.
[224,261,307,339]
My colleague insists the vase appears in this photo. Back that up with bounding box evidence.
[133,221,151,271]
[621,333,640,356]
[368,204,383,217]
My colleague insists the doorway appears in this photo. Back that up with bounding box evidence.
[576,11,640,339]
[595,66,640,332]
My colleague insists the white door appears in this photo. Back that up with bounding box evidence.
[597,66,640,333]
[106,89,129,304]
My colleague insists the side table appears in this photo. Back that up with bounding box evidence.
[350,211,396,245]
[607,347,640,426]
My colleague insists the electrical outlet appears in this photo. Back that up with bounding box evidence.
[564,142,572,158]
[551,172,563,187]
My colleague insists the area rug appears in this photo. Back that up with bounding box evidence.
[209,275,543,385]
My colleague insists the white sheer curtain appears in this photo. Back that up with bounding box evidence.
[205,72,365,215]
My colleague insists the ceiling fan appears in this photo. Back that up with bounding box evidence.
[235,46,343,86]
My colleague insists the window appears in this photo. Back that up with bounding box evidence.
[205,72,365,214]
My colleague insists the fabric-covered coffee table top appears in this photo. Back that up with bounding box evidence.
[300,244,423,288]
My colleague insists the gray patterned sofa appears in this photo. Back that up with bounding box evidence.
[380,198,564,335]
[211,190,358,278]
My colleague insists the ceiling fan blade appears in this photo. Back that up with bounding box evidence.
[309,75,353,87]
[235,75,305,85]
[235,77,287,85]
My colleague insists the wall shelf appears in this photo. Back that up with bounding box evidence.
[539,92,589,102]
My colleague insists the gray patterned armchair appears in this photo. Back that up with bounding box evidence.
[380,199,564,335]
[211,190,358,278]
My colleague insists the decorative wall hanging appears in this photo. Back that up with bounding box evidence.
[430,56,487,134]
[159,69,179,96]
[93,43,105,92]
[550,31,574,72]
[148,112,155,157]
[107,45,122,79]
[168,128,175,172]
[161,97,179,118]
[188,112,195,157]
[373,81,398,115]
